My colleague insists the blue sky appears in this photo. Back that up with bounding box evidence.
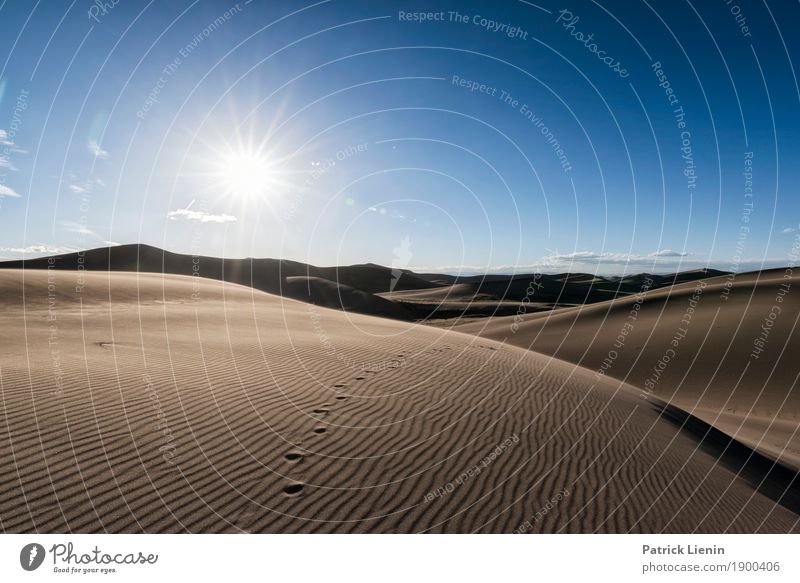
[0,0,798,274]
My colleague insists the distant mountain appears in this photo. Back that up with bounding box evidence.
[0,244,439,319]
[0,243,437,289]
[0,244,732,321]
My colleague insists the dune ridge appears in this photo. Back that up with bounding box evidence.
[457,269,800,471]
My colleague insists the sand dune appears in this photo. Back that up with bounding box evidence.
[283,276,412,319]
[381,270,727,307]
[458,269,800,470]
[0,245,727,323]
[378,269,728,322]
[0,244,437,319]
[0,243,440,294]
[1,270,797,533]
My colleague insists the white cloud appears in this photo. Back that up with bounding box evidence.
[408,256,790,276]
[58,221,98,237]
[781,227,797,234]
[410,250,698,275]
[88,139,108,159]
[650,249,688,257]
[538,250,689,265]
[0,129,25,159]
[0,184,21,197]
[0,129,14,145]
[67,176,105,194]
[167,208,238,224]
[0,244,76,255]
[546,251,607,261]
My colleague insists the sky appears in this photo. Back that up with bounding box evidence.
[0,0,798,274]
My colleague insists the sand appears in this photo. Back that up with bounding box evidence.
[0,269,797,533]
[458,269,800,471]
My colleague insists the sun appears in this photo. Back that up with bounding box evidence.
[216,149,274,198]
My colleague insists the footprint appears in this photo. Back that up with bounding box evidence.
[334,396,347,401]
[312,427,327,435]
[355,376,366,381]
[334,383,346,388]
[283,482,304,496]
[284,452,304,463]
[312,408,331,415]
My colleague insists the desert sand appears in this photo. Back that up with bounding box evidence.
[1,269,797,533]
[458,269,800,471]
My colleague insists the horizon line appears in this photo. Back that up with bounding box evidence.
[0,242,795,278]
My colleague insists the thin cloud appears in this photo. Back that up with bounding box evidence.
[408,256,789,276]
[67,176,104,194]
[649,249,688,257]
[167,208,238,224]
[88,139,108,159]
[781,226,797,234]
[0,129,24,155]
[540,250,689,264]
[0,184,21,197]
[58,221,99,237]
[0,244,76,255]
[411,250,697,275]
